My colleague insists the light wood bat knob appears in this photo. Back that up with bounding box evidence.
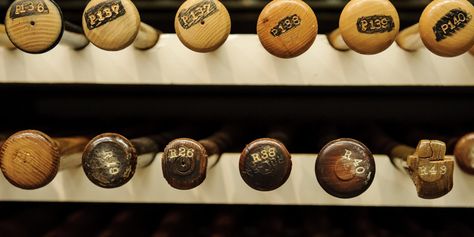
[257,0,318,58]
[175,0,231,52]
[419,0,474,57]
[239,138,292,191]
[82,0,140,51]
[339,0,399,54]
[315,138,375,198]
[162,138,208,190]
[5,0,63,53]
[0,130,59,189]
[82,133,137,188]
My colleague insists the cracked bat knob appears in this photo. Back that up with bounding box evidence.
[162,138,207,190]
[407,140,454,199]
[239,138,292,191]
[315,138,375,198]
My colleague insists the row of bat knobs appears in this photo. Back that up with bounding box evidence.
[0,127,473,200]
[1,0,474,57]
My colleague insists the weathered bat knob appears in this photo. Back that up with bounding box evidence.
[406,140,454,199]
[315,138,375,198]
[239,138,292,191]
[257,0,318,58]
[82,133,137,188]
[162,138,208,190]
[454,133,474,174]
[5,0,63,53]
[419,0,474,57]
[175,0,231,52]
[0,130,60,189]
[336,0,399,54]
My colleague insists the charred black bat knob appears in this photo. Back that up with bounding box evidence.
[162,138,208,190]
[239,138,292,191]
[82,133,137,188]
[315,138,375,198]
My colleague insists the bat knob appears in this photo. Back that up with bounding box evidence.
[175,0,231,52]
[0,130,60,189]
[315,138,375,198]
[162,138,208,189]
[339,0,399,54]
[454,133,474,174]
[82,133,137,188]
[5,0,63,53]
[419,0,474,57]
[239,138,292,191]
[82,0,141,51]
[256,0,318,58]
[407,140,454,199]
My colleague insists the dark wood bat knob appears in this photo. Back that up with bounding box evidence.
[82,133,137,188]
[0,130,60,189]
[315,138,375,198]
[162,138,208,190]
[454,133,474,174]
[239,138,292,191]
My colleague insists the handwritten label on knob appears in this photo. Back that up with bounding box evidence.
[270,14,302,37]
[356,15,395,34]
[177,0,218,29]
[10,0,49,19]
[433,8,471,41]
[84,0,126,30]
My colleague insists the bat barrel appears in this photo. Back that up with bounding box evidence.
[0,130,87,189]
[239,136,292,191]
[315,138,375,198]
[256,0,318,58]
[175,0,231,53]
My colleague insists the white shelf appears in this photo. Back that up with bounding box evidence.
[1,153,473,207]
[0,34,472,86]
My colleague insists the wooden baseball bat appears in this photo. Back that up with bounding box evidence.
[239,128,292,191]
[4,0,89,53]
[82,0,160,51]
[370,127,454,199]
[175,0,231,53]
[82,130,184,188]
[256,0,318,58]
[470,45,474,54]
[328,0,400,54]
[315,137,375,199]
[396,0,474,57]
[162,126,240,190]
[0,130,89,189]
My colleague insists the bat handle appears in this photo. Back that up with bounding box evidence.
[133,22,161,50]
[327,28,350,51]
[62,21,89,50]
[470,46,474,55]
[55,136,89,170]
[130,136,161,168]
[396,23,424,51]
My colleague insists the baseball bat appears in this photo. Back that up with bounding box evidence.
[0,130,89,189]
[83,0,160,51]
[162,126,240,190]
[239,127,292,191]
[396,0,474,57]
[256,0,318,58]
[328,0,400,54]
[5,0,89,53]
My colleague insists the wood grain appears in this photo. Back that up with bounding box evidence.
[338,0,399,54]
[82,0,141,51]
[0,24,16,49]
[315,138,375,198]
[0,130,87,189]
[257,0,317,58]
[419,0,474,57]
[5,0,63,53]
[175,0,231,52]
